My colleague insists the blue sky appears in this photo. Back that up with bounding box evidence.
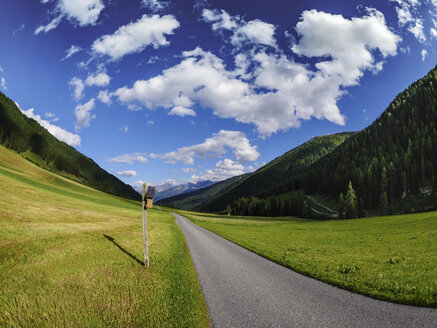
[0,0,436,190]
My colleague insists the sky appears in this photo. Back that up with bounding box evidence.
[0,0,436,191]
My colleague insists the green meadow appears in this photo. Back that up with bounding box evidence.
[0,145,210,327]
[179,209,437,307]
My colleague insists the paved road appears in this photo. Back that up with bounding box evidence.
[174,213,437,328]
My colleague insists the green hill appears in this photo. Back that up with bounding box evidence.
[0,92,139,200]
[0,144,209,327]
[158,132,353,212]
[267,65,437,215]
[201,132,355,212]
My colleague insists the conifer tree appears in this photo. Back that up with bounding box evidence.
[345,181,358,218]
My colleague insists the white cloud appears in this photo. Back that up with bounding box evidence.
[97,89,112,105]
[117,170,137,177]
[69,77,84,101]
[92,14,180,61]
[168,106,196,117]
[391,0,426,42]
[1,77,7,90]
[232,19,276,47]
[115,7,399,137]
[74,98,96,131]
[182,167,196,173]
[62,45,81,61]
[431,19,437,39]
[85,72,111,87]
[44,112,59,122]
[421,49,427,61]
[160,130,259,165]
[202,9,237,31]
[407,19,426,42]
[35,0,104,34]
[35,15,63,34]
[191,159,246,182]
[202,8,276,47]
[20,106,81,147]
[0,66,3,73]
[108,153,148,165]
[142,0,169,13]
[123,125,129,133]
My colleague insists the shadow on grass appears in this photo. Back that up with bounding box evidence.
[103,234,145,266]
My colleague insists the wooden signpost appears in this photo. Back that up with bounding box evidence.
[142,183,155,267]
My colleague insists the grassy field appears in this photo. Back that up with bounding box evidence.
[0,145,210,327]
[177,209,437,307]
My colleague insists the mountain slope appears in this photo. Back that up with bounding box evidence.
[157,174,248,210]
[270,65,437,213]
[0,92,140,200]
[155,180,215,201]
[201,132,355,212]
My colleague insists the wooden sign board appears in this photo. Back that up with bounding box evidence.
[146,198,154,209]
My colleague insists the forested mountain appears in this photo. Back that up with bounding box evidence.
[157,174,248,210]
[259,65,437,215]
[201,132,354,212]
[158,132,353,212]
[0,92,140,200]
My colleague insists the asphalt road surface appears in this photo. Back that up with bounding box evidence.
[174,213,437,328]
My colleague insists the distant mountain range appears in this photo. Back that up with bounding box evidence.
[0,92,140,200]
[154,180,215,201]
[159,65,437,216]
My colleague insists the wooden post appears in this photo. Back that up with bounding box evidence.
[142,183,149,267]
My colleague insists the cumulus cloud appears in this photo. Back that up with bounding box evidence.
[292,9,400,84]
[202,8,276,47]
[35,0,104,34]
[62,45,81,61]
[85,72,111,87]
[69,77,85,101]
[160,130,259,165]
[91,14,180,61]
[168,106,196,117]
[115,9,399,136]
[0,77,6,90]
[182,167,196,173]
[142,0,169,13]
[19,106,81,147]
[74,98,96,131]
[191,159,247,182]
[108,153,148,164]
[117,170,137,177]
[97,89,112,105]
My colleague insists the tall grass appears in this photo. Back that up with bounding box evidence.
[0,146,210,327]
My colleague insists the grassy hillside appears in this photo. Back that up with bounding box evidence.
[181,210,437,307]
[202,132,354,212]
[0,92,139,200]
[157,174,248,211]
[0,145,209,327]
[273,65,437,214]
